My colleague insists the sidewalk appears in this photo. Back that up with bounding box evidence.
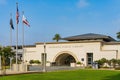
[0,69,42,76]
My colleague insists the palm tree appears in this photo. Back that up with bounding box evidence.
[53,34,61,42]
[0,46,15,75]
[116,32,120,40]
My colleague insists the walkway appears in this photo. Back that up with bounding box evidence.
[28,65,83,71]
[0,66,82,75]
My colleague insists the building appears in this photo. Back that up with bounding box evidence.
[12,45,23,60]
[24,33,120,66]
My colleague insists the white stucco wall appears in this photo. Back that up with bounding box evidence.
[24,41,120,66]
[24,47,40,62]
[102,44,120,59]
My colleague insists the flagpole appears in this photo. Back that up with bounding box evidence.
[10,24,12,47]
[16,2,18,69]
[22,12,30,65]
[10,13,12,47]
[16,22,18,65]
[22,11,25,62]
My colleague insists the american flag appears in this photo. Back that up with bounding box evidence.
[16,3,19,24]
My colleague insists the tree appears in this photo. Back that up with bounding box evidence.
[95,58,108,67]
[110,58,117,68]
[0,46,15,75]
[53,34,61,42]
[116,32,120,40]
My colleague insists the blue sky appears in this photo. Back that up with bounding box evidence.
[0,0,120,46]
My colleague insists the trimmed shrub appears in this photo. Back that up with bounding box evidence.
[29,60,41,64]
[95,58,120,68]
[34,60,41,64]
[29,60,34,64]
[76,62,81,64]
[95,58,108,67]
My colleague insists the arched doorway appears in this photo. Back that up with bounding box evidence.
[55,53,76,66]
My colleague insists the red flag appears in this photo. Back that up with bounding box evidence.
[16,3,19,24]
[22,15,30,27]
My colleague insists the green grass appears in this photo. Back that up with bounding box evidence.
[0,69,120,80]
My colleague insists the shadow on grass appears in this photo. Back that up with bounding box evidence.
[103,73,120,80]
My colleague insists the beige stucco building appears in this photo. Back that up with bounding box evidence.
[24,33,120,66]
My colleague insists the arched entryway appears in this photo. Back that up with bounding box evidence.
[55,53,76,66]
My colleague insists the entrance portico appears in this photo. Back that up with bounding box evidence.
[53,51,78,66]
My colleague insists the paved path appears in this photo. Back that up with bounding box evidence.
[0,66,83,75]
[28,65,83,71]
[0,70,42,76]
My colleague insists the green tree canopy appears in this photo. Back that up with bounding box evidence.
[116,32,120,40]
[53,34,61,42]
[0,46,15,66]
[0,46,15,75]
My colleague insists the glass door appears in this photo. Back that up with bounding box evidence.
[87,53,93,65]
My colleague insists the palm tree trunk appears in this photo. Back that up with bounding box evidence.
[2,56,6,75]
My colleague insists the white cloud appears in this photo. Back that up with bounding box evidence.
[0,0,7,5]
[77,0,89,8]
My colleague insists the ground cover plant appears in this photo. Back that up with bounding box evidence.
[0,69,120,80]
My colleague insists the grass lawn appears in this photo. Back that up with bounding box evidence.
[0,69,120,80]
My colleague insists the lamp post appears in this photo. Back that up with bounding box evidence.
[43,43,46,72]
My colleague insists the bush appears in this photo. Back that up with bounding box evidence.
[76,62,81,64]
[29,60,41,64]
[95,58,120,68]
[29,60,34,64]
[34,60,41,64]
[110,58,117,68]
[117,59,120,66]
[85,65,92,69]
[95,58,108,68]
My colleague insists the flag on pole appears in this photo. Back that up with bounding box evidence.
[16,3,19,24]
[10,18,14,29]
[22,15,30,27]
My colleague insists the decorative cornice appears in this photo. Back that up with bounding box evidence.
[35,40,103,45]
[103,41,120,45]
